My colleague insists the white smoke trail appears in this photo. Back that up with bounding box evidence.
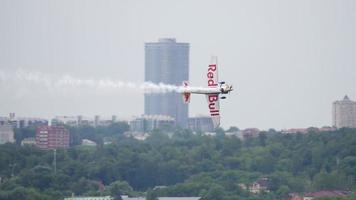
[0,69,189,93]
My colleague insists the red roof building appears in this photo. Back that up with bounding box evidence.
[303,190,350,200]
[36,126,70,150]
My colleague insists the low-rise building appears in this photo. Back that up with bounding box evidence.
[81,139,97,147]
[124,132,150,140]
[201,132,216,137]
[288,193,303,200]
[319,126,337,132]
[103,137,113,145]
[64,196,114,200]
[281,126,338,134]
[129,115,175,133]
[121,196,146,200]
[52,115,120,127]
[0,125,15,144]
[238,183,248,190]
[249,177,269,194]
[0,117,8,126]
[242,128,260,139]
[188,116,214,132]
[21,137,36,146]
[303,190,350,200]
[225,130,245,140]
[281,128,309,134]
[158,198,203,200]
[52,116,81,126]
[0,114,48,128]
[16,118,49,128]
[120,196,203,200]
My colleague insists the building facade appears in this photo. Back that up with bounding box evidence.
[121,196,146,200]
[188,116,214,132]
[121,197,203,200]
[81,139,97,147]
[52,115,119,127]
[242,128,260,139]
[145,38,189,128]
[0,113,48,128]
[0,125,15,144]
[248,177,269,194]
[303,190,350,200]
[332,95,356,128]
[130,115,175,133]
[36,126,70,150]
[64,196,114,200]
[21,137,36,146]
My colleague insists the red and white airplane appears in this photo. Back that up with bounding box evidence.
[181,57,233,128]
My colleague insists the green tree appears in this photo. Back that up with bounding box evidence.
[203,185,225,200]
[108,181,134,200]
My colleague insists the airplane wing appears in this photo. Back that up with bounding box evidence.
[206,56,220,128]
[207,56,218,88]
[206,94,220,128]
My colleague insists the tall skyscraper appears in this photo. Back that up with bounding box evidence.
[332,95,356,128]
[145,38,189,128]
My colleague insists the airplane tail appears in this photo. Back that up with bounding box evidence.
[182,81,191,104]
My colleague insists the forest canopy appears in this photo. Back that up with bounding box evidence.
[0,127,356,200]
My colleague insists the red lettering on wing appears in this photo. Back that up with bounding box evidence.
[208,80,217,87]
[207,72,214,78]
[208,95,219,116]
[209,103,216,110]
[207,64,217,87]
[208,64,216,72]
[209,95,218,102]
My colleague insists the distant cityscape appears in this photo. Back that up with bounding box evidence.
[0,94,355,148]
[0,39,355,200]
[1,0,355,198]
[0,38,356,151]
[1,55,355,199]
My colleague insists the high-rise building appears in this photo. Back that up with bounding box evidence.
[332,95,356,129]
[36,126,70,150]
[144,38,189,128]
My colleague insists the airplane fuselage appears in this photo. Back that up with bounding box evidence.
[182,87,221,94]
[181,84,233,95]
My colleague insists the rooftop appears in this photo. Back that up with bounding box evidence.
[304,190,350,198]
[343,95,350,101]
[158,198,202,200]
[158,38,176,43]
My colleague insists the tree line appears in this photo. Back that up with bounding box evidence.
[1,125,356,200]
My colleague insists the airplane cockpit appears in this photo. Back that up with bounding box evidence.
[220,82,233,94]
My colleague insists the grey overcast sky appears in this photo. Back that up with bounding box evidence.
[0,0,355,130]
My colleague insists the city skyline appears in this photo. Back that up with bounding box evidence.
[0,0,356,129]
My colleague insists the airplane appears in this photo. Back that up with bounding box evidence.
[180,57,233,128]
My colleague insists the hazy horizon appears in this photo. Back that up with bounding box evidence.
[1,0,356,130]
